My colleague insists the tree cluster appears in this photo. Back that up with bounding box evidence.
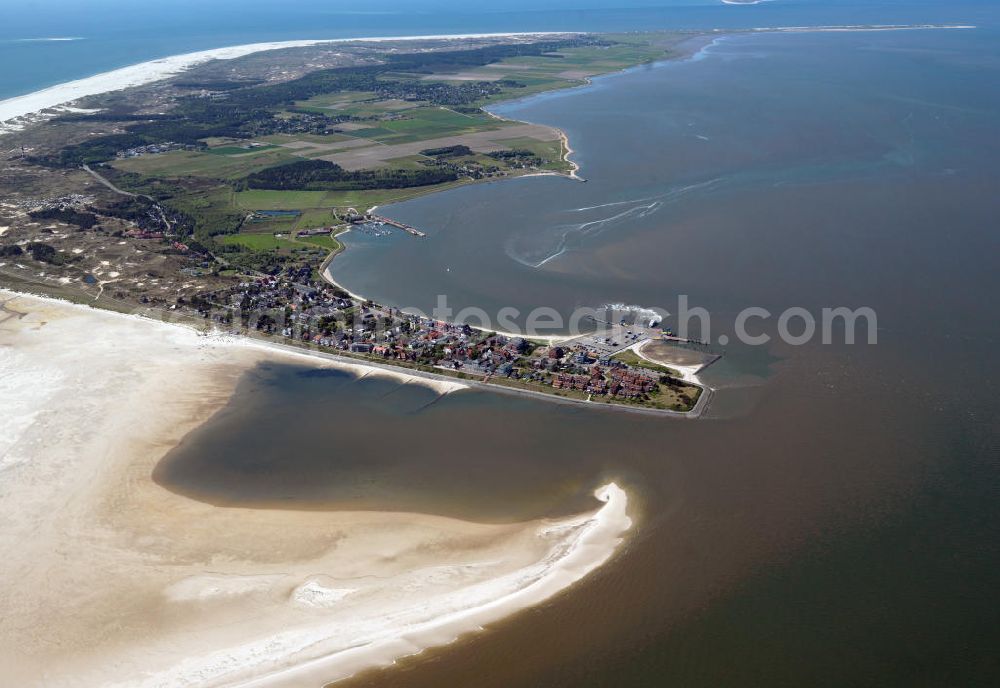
[243,159,456,191]
[29,206,98,229]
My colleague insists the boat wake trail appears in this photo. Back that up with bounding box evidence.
[506,178,723,268]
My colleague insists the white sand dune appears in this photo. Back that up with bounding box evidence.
[0,32,565,133]
[0,290,631,687]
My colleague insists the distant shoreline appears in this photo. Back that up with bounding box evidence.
[0,32,570,133]
[0,24,973,134]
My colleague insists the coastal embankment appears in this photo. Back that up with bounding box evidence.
[0,289,632,687]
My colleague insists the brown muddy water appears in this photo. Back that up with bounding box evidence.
[155,26,1000,688]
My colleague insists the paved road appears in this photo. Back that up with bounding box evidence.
[82,163,175,230]
[82,164,141,198]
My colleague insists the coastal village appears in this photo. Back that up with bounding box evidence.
[0,186,707,413]
[190,255,705,411]
[0,32,711,414]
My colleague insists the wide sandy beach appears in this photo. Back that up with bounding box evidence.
[0,289,631,687]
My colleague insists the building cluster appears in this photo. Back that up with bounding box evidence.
[115,142,191,159]
[551,371,604,393]
[6,194,94,214]
[422,157,508,181]
[418,152,550,181]
[607,367,659,398]
[434,334,665,401]
[188,269,670,404]
[546,358,658,399]
[125,229,164,239]
[269,112,352,136]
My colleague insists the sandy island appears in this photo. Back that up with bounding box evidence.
[0,289,632,687]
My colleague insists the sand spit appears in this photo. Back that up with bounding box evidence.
[0,289,631,687]
[0,32,566,133]
[750,23,976,33]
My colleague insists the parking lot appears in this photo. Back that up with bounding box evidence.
[562,323,652,359]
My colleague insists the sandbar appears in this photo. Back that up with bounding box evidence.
[0,289,631,687]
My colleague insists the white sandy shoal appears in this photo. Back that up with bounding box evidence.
[0,289,631,687]
[749,23,976,33]
[0,32,566,132]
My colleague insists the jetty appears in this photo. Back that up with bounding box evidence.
[342,208,427,238]
[369,214,427,238]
